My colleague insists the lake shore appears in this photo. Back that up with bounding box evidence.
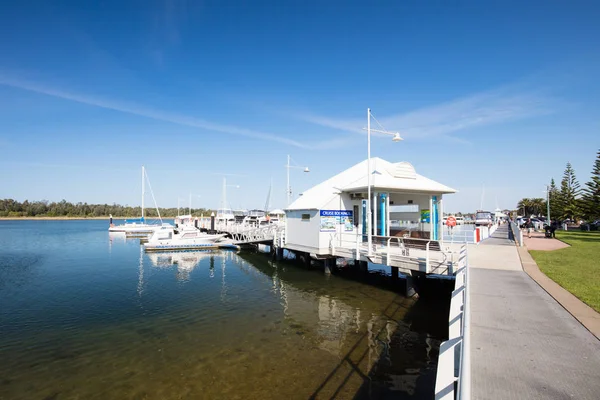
[0,216,128,220]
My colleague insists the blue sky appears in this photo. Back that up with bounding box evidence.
[1,0,599,212]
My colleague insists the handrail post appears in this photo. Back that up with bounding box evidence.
[426,241,430,273]
[387,237,391,261]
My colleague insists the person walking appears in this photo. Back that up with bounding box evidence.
[527,219,533,238]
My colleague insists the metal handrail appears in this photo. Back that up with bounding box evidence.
[457,246,471,398]
[435,244,470,400]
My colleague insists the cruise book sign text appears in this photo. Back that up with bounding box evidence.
[320,210,353,232]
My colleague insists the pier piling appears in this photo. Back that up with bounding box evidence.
[324,258,333,275]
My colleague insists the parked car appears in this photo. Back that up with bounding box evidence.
[580,220,600,231]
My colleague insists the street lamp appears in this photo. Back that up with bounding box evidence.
[545,185,551,226]
[189,193,202,215]
[221,177,240,211]
[286,155,310,206]
[177,197,186,216]
[364,108,403,255]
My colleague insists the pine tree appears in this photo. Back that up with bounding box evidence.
[582,149,600,221]
[559,162,582,221]
[548,178,561,222]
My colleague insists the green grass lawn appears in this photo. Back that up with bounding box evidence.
[530,231,600,313]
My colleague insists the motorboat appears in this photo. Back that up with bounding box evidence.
[233,209,248,224]
[215,208,236,225]
[143,225,228,251]
[174,214,197,228]
[243,209,266,227]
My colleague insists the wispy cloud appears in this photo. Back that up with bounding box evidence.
[0,74,312,148]
[0,161,248,177]
[288,86,557,142]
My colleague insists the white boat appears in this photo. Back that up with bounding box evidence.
[243,209,266,227]
[215,208,236,225]
[174,214,197,228]
[109,166,170,233]
[144,225,229,251]
[233,209,248,224]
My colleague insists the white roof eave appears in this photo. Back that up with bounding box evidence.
[341,185,457,194]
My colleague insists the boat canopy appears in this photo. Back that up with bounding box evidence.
[124,217,145,223]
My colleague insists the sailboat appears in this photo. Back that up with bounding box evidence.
[109,166,171,234]
[215,177,236,225]
[242,180,272,226]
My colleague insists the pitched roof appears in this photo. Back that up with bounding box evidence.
[286,157,457,211]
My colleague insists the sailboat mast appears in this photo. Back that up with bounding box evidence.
[189,192,192,216]
[264,179,272,212]
[141,165,145,220]
[222,177,227,211]
[480,185,485,211]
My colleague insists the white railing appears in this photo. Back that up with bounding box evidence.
[435,244,470,400]
[328,232,453,274]
[509,222,523,247]
[442,229,475,243]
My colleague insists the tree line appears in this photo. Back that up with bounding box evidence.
[0,199,214,218]
[517,149,600,222]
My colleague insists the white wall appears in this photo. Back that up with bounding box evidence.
[285,210,320,250]
[285,193,362,255]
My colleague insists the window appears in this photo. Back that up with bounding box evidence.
[408,200,413,204]
[301,214,310,221]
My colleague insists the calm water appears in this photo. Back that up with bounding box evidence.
[0,220,449,400]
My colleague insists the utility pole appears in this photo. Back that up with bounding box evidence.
[546,185,551,226]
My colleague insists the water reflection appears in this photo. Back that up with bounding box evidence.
[108,232,126,254]
[1,221,449,400]
[146,250,218,282]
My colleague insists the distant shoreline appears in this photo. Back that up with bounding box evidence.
[0,217,155,221]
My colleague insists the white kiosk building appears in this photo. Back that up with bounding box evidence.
[284,158,457,274]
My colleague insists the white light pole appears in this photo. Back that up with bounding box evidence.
[286,155,310,206]
[189,193,202,216]
[365,108,403,255]
[545,185,551,226]
[177,197,186,217]
[222,177,240,211]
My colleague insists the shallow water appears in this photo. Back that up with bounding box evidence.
[0,220,449,399]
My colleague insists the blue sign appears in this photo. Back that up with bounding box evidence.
[320,210,353,232]
[320,210,352,217]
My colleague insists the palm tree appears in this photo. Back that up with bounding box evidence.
[529,198,546,216]
[517,198,532,216]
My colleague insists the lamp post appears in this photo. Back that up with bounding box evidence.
[545,185,551,227]
[365,108,403,255]
[189,193,202,216]
[177,197,186,217]
[221,177,240,211]
[286,155,310,206]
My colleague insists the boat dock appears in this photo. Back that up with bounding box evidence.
[175,157,600,399]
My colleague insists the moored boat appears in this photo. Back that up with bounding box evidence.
[143,225,229,252]
[109,166,171,233]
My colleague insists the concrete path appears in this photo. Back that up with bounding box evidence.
[523,231,570,251]
[470,226,600,399]
[480,224,514,246]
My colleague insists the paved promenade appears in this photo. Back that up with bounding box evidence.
[468,225,600,399]
[523,230,570,250]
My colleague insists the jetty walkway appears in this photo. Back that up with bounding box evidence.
[469,225,600,399]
